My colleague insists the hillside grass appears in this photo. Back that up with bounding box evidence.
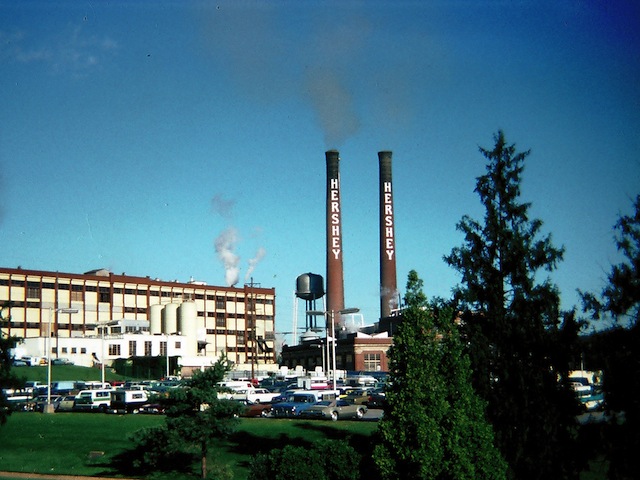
[0,411,379,479]
[11,364,137,385]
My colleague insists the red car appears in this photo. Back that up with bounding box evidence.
[234,399,272,417]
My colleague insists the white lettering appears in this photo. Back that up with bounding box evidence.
[332,248,341,259]
[384,182,392,193]
[386,249,394,260]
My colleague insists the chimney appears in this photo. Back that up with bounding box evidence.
[379,151,398,319]
[326,150,345,321]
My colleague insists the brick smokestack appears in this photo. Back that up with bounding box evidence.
[326,150,345,320]
[379,151,398,319]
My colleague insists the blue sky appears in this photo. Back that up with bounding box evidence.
[1,1,639,340]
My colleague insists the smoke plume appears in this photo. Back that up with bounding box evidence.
[214,227,240,286]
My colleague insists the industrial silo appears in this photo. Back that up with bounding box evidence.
[162,303,179,335]
[178,301,198,357]
[149,304,163,335]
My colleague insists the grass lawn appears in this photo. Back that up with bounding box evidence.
[11,364,136,385]
[0,411,379,479]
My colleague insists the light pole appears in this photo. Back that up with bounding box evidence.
[46,307,78,414]
[307,308,360,391]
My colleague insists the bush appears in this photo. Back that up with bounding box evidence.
[248,439,361,480]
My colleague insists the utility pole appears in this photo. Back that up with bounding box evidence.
[246,278,260,382]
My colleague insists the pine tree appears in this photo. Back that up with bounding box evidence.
[133,357,242,479]
[373,270,507,480]
[580,194,640,479]
[444,131,581,479]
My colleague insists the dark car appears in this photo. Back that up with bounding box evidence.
[366,389,387,409]
[271,393,318,418]
[343,388,370,405]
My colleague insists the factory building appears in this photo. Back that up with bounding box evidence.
[0,267,276,376]
[281,150,400,374]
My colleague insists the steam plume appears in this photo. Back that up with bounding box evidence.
[245,246,266,281]
[214,227,240,286]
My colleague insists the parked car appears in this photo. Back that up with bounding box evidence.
[12,359,27,367]
[139,403,165,415]
[73,389,113,412]
[366,388,387,409]
[31,395,62,412]
[231,387,281,404]
[232,399,272,417]
[51,357,74,365]
[271,393,318,418]
[110,389,149,413]
[56,395,77,412]
[300,399,367,421]
[343,388,370,405]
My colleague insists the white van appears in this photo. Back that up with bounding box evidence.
[74,389,113,411]
[110,390,149,413]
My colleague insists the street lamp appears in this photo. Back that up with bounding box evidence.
[46,307,78,414]
[307,308,360,391]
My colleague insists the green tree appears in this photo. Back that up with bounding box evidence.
[1,302,23,425]
[373,270,507,480]
[580,194,640,479]
[133,357,242,479]
[444,131,581,479]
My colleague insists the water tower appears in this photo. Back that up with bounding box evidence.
[294,273,325,343]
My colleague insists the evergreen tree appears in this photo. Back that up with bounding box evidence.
[581,194,640,327]
[0,302,23,425]
[580,194,640,479]
[444,131,581,479]
[373,270,507,480]
[133,357,242,479]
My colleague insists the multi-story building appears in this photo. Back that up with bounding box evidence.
[0,267,276,375]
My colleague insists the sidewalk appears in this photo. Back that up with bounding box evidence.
[0,473,139,480]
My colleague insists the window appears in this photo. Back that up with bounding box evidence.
[364,353,381,371]
[71,290,83,302]
[129,341,137,356]
[160,341,167,356]
[99,287,110,303]
[81,348,86,354]
[108,344,121,356]
[216,314,226,327]
[27,286,40,299]
[61,347,68,353]
[144,341,152,356]
[71,348,77,354]
[175,341,181,349]
[237,334,245,346]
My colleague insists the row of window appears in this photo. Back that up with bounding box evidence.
[1,301,273,323]
[1,279,274,305]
